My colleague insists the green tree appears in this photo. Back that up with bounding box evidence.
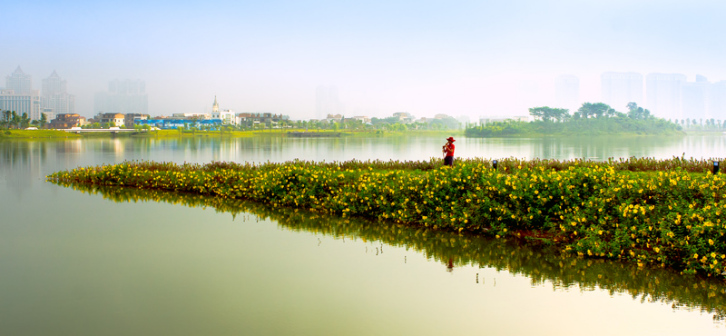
[38,113,48,129]
[19,113,30,128]
[0,110,11,129]
[529,107,569,122]
[577,102,613,119]
[10,111,19,129]
[626,102,652,120]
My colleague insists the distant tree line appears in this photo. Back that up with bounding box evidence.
[672,118,726,131]
[1,108,463,133]
[465,102,682,137]
[0,110,48,130]
[223,115,461,132]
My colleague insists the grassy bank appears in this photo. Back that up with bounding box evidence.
[134,129,256,138]
[0,129,82,139]
[2,128,461,139]
[48,157,726,276]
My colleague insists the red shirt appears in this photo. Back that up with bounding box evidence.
[443,143,455,157]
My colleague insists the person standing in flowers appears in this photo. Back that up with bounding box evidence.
[442,137,455,166]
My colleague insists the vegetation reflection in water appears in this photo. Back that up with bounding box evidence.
[48,157,726,277]
[57,182,726,323]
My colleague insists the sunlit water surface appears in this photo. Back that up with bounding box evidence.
[1,135,726,335]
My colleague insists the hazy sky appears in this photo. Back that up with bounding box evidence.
[4,0,726,119]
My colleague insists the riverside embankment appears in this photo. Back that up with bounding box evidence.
[48,157,726,276]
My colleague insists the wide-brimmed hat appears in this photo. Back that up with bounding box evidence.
[446,137,455,142]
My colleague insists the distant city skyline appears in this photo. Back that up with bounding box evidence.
[6,66,726,122]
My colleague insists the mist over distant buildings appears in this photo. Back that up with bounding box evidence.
[42,71,75,121]
[568,72,726,121]
[94,79,148,115]
[601,72,643,111]
[5,65,726,123]
[2,67,42,120]
[4,0,726,122]
[555,75,580,112]
[315,86,344,120]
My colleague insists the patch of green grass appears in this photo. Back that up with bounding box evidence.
[0,129,81,139]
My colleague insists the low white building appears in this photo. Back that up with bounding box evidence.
[172,112,211,119]
[97,113,125,127]
[324,114,343,123]
[349,116,371,124]
[393,112,415,123]
[212,110,237,125]
[210,96,238,125]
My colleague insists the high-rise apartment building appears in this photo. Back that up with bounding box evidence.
[6,66,33,94]
[40,71,75,120]
[709,81,726,120]
[681,75,709,121]
[0,90,41,121]
[601,72,643,111]
[646,73,687,120]
[1,66,41,120]
[554,75,579,111]
[316,86,343,120]
[94,79,148,115]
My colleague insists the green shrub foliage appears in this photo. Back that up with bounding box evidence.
[48,156,726,276]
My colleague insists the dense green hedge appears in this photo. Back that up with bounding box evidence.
[48,157,726,276]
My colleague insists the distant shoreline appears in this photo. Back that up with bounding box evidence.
[0,129,461,139]
[1,128,720,140]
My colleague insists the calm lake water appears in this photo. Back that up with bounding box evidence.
[2,135,726,335]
